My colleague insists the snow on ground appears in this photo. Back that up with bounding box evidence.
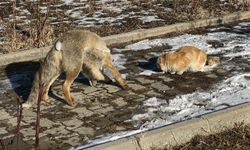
[0,0,164,29]
[123,22,250,76]
[129,73,250,129]
[117,31,249,56]
[73,22,250,149]
[112,54,127,70]
[77,72,250,149]
[73,72,250,149]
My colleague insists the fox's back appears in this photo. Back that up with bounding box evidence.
[176,46,207,64]
[177,46,205,57]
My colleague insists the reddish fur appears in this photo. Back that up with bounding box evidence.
[157,46,208,75]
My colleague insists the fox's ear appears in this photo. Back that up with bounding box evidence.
[55,40,62,51]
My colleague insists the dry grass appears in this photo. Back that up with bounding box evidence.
[0,0,249,53]
[154,0,250,22]
[152,122,250,150]
[0,1,54,53]
[87,0,95,17]
[0,21,53,53]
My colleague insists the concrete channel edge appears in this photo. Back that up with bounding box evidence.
[0,11,250,66]
[84,103,250,150]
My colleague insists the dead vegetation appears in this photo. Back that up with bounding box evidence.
[152,122,250,150]
[0,0,53,53]
[0,0,249,52]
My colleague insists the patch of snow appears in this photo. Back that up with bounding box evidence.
[139,70,156,76]
[114,22,250,76]
[139,16,163,23]
[112,53,126,70]
[118,31,249,56]
[130,73,250,130]
[63,0,74,5]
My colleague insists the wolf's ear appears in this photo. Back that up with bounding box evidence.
[55,40,62,51]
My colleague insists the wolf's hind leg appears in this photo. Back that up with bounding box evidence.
[42,73,61,102]
[63,66,81,107]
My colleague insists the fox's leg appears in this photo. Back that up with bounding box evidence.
[198,62,206,72]
[103,59,127,89]
[90,79,97,87]
[81,66,102,87]
[63,66,81,107]
[176,65,188,75]
[191,63,205,72]
[89,69,113,85]
[197,66,205,72]
[82,63,111,87]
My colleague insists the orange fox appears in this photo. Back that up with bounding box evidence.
[157,46,220,75]
[24,30,127,108]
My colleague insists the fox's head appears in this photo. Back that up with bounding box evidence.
[157,52,171,72]
[207,56,220,66]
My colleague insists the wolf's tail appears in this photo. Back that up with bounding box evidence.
[55,40,62,51]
